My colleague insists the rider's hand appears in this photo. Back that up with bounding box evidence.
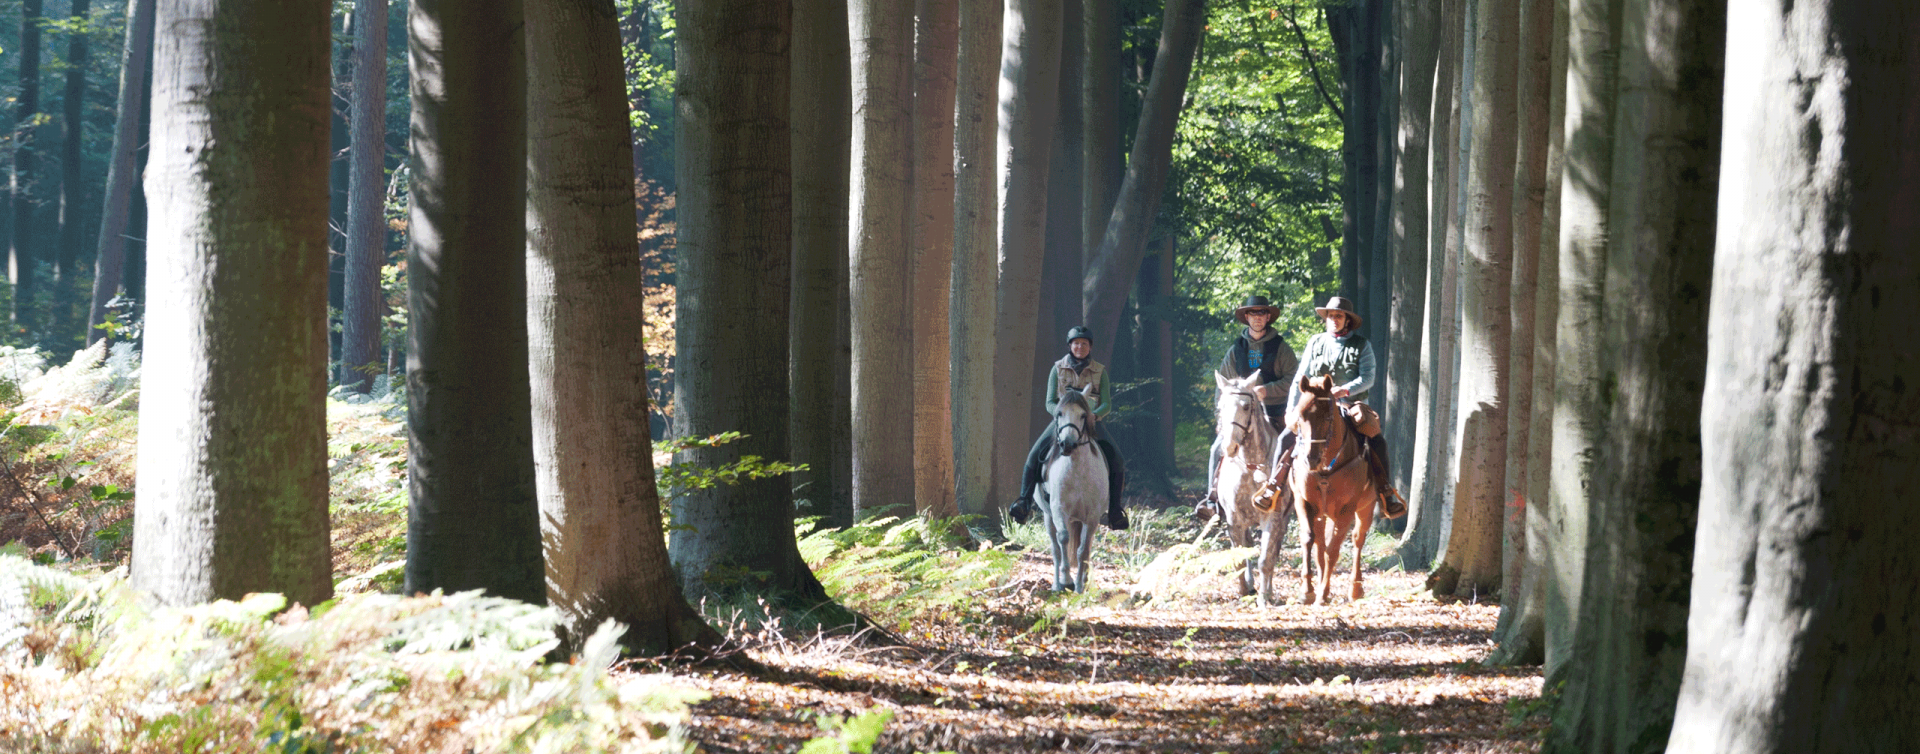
[1331,386,1351,399]
[1252,385,1269,400]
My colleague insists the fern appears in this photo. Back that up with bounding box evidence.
[800,516,1014,631]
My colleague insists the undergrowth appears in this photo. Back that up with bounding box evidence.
[795,515,1015,634]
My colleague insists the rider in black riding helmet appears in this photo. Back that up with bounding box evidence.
[1010,326,1130,530]
[1195,295,1299,522]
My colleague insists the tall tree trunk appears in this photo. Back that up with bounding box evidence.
[524,0,722,654]
[340,0,388,392]
[1367,0,1397,357]
[1543,0,1622,683]
[950,0,1002,540]
[910,0,958,519]
[1079,0,1205,352]
[1429,0,1517,600]
[791,0,853,528]
[130,0,333,607]
[1386,0,1438,509]
[54,0,91,340]
[1546,0,1723,746]
[846,0,915,519]
[1487,0,1559,665]
[988,0,1063,522]
[1398,0,1465,570]
[674,0,824,600]
[1080,0,1120,259]
[403,0,545,602]
[87,0,156,346]
[10,0,44,329]
[1038,0,1083,422]
[1668,4,1920,749]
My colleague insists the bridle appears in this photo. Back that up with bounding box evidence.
[1294,393,1361,486]
[1057,411,1091,454]
[1221,389,1273,473]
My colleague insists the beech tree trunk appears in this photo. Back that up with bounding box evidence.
[341,0,389,392]
[524,0,721,654]
[1666,2,1920,751]
[1543,0,1622,683]
[1079,0,1205,353]
[131,0,333,607]
[403,0,545,602]
[910,0,959,519]
[55,0,91,335]
[950,0,1002,539]
[87,0,156,346]
[1037,0,1083,428]
[674,0,825,600]
[790,0,853,528]
[846,0,916,519]
[988,0,1063,520]
[1429,0,1517,600]
[1080,0,1120,257]
[10,0,43,328]
[1385,0,1438,507]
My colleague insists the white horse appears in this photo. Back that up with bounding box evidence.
[1038,388,1108,593]
[1212,371,1294,606]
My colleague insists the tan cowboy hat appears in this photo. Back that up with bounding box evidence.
[1232,295,1281,324]
[1313,296,1363,328]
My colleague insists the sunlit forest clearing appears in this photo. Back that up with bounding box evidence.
[2,0,1916,751]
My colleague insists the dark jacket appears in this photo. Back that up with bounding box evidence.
[1216,327,1299,407]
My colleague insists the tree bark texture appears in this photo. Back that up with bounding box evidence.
[847,0,916,519]
[1385,0,1438,505]
[1080,0,1120,259]
[525,0,721,654]
[1667,2,1920,751]
[57,0,92,300]
[10,0,43,327]
[87,0,156,345]
[950,0,1002,539]
[790,0,853,528]
[341,0,389,392]
[1368,0,1397,356]
[674,0,822,599]
[988,0,1063,520]
[1038,0,1083,422]
[131,0,333,607]
[1079,0,1205,354]
[403,0,545,602]
[1431,0,1516,601]
[1543,0,1621,684]
[911,0,959,519]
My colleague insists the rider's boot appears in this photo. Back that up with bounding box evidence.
[1367,434,1407,518]
[1103,449,1129,530]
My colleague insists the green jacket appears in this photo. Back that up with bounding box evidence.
[1044,356,1110,419]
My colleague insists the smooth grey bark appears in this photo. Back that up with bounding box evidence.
[847,0,916,519]
[1544,0,1722,746]
[1543,0,1622,683]
[1397,0,1464,570]
[55,0,91,313]
[87,0,156,346]
[1487,0,1560,665]
[950,0,1002,540]
[911,0,958,519]
[1385,0,1438,505]
[341,0,389,392]
[10,0,43,327]
[1368,0,1397,357]
[131,0,333,607]
[791,0,853,528]
[1079,0,1205,352]
[674,0,824,599]
[1430,0,1516,600]
[403,0,545,602]
[525,0,720,654]
[988,0,1063,521]
[1080,0,1120,258]
[1039,0,1083,408]
[1666,2,1920,751]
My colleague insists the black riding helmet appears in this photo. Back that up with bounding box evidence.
[1066,325,1093,344]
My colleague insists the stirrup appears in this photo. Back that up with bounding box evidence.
[1380,487,1408,518]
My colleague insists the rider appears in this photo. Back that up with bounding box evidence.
[1195,295,1299,521]
[1010,326,1129,530]
[1273,296,1406,518]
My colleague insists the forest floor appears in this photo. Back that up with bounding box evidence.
[649,507,1549,754]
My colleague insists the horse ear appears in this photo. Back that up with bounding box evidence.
[1298,374,1314,394]
[1215,371,1230,393]
[1238,373,1260,390]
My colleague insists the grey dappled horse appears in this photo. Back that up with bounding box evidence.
[1039,388,1107,593]
[1212,371,1294,606]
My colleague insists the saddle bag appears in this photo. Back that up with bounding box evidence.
[1344,402,1381,438]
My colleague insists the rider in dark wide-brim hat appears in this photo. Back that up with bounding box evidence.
[1233,295,1282,324]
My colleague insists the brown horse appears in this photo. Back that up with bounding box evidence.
[1285,374,1376,604]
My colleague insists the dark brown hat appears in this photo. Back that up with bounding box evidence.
[1233,295,1281,324]
[1313,296,1362,328]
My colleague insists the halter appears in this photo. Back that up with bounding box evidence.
[1056,414,1091,453]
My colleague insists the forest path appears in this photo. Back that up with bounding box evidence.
[662,549,1546,753]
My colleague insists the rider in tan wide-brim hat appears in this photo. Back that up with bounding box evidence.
[1312,296,1363,329]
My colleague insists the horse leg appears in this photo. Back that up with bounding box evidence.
[1349,504,1373,601]
[1296,501,1319,605]
[1075,520,1095,592]
[1048,508,1071,592]
[1321,513,1355,604]
[1228,519,1257,597]
[1257,508,1284,607]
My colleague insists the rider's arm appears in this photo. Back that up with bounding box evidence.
[1340,339,1377,398]
[1043,365,1061,417]
[1283,335,1317,417]
[1090,367,1112,419]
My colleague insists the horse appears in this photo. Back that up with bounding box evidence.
[1211,371,1294,606]
[1038,388,1108,593]
[1285,373,1376,604]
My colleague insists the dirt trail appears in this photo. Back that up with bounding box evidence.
[663,555,1546,753]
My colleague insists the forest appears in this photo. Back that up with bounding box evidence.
[0,0,1915,752]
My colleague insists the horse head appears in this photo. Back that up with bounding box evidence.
[1290,373,1342,469]
[1055,388,1093,454]
[1214,371,1264,458]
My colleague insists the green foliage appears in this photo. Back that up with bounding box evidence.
[798,516,1015,632]
[798,709,895,754]
[655,431,806,501]
[1,559,706,753]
